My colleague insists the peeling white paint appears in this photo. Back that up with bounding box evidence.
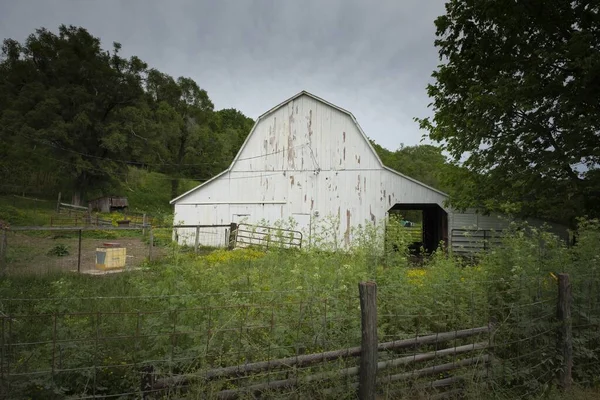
[173,91,563,249]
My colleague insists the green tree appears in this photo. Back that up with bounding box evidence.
[0,25,150,203]
[145,69,256,198]
[146,69,217,198]
[418,0,600,226]
[370,141,455,193]
[212,108,255,164]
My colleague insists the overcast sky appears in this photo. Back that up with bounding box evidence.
[0,0,446,150]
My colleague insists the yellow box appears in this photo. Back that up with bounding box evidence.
[96,247,126,270]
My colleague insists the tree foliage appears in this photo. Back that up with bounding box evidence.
[0,26,149,202]
[371,141,459,194]
[419,0,600,225]
[0,25,254,203]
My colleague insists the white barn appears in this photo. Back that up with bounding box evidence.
[171,91,568,252]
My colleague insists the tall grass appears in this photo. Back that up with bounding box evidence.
[1,219,599,398]
[123,167,198,214]
[0,195,56,226]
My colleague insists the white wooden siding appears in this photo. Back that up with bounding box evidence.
[173,92,451,247]
[173,91,567,250]
[230,94,380,174]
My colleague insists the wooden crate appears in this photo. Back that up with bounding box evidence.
[95,246,126,270]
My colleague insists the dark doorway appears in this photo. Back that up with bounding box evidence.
[388,203,448,253]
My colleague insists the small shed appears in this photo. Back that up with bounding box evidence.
[88,196,128,213]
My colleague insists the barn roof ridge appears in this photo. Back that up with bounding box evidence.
[170,90,447,204]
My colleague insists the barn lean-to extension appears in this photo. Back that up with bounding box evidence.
[170,91,568,252]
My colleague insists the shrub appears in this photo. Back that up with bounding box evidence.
[47,244,69,257]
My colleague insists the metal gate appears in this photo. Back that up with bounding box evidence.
[233,223,303,250]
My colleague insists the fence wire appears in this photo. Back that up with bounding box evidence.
[0,225,234,276]
[0,289,361,399]
[0,270,599,398]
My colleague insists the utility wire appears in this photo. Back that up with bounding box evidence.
[40,155,287,182]
[17,132,307,167]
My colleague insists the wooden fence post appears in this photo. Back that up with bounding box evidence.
[358,281,378,400]
[77,230,82,273]
[228,223,237,250]
[56,192,61,213]
[142,213,147,236]
[195,226,200,253]
[141,365,155,399]
[148,229,154,261]
[557,273,572,390]
[483,230,488,251]
[86,205,92,225]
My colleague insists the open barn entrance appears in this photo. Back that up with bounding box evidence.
[388,203,448,253]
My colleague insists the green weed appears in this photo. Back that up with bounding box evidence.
[46,244,69,257]
[0,219,599,398]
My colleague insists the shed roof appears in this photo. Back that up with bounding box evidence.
[88,195,127,202]
[171,91,447,204]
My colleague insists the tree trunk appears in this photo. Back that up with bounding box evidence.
[171,178,179,199]
[72,192,82,206]
[72,172,88,206]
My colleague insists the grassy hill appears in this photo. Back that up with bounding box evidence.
[0,168,199,226]
[118,167,199,214]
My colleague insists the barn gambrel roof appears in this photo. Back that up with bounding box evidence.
[170,91,447,204]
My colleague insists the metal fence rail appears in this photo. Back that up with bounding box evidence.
[234,223,303,249]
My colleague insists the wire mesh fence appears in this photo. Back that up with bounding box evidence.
[1,273,598,399]
[172,225,233,250]
[0,223,312,276]
[1,227,152,275]
[0,225,236,275]
[570,273,600,388]
[0,288,360,399]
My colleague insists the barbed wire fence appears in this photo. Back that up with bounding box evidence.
[1,274,598,399]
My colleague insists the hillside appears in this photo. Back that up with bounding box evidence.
[0,168,198,226]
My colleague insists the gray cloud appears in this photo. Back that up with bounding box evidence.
[0,0,446,150]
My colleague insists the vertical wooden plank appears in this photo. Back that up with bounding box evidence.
[149,229,154,261]
[142,213,147,236]
[77,230,82,273]
[195,226,200,253]
[557,273,572,390]
[56,192,61,213]
[358,281,378,400]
